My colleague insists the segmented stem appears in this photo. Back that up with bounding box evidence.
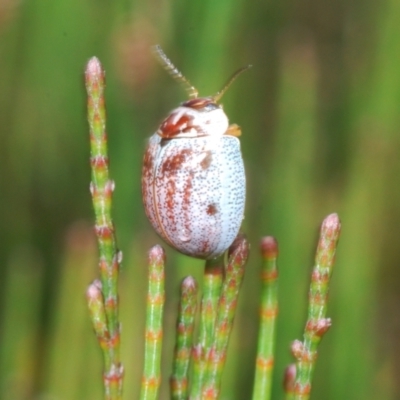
[190,257,224,399]
[85,57,123,399]
[252,237,279,400]
[170,276,198,400]
[201,234,249,399]
[140,245,166,400]
[291,213,341,400]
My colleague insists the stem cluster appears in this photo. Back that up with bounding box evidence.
[171,235,250,400]
[84,56,342,400]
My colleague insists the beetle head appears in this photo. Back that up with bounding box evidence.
[153,45,251,139]
[157,98,228,139]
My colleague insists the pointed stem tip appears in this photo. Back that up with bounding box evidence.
[181,276,198,292]
[260,236,279,259]
[227,233,250,262]
[86,56,103,77]
[283,364,296,393]
[321,213,341,240]
[148,244,166,265]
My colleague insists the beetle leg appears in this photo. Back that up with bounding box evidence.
[225,123,242,137]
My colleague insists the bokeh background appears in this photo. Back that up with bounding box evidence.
[0,0,399,399]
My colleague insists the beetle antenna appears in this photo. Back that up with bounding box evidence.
[213,64,252,103]
[152,45,199,99]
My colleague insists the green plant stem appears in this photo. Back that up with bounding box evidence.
[190,256,224,399]
[140,245,166,400]
[291,213,341,400]
[170,276,198,400]
[85,57,123,400]
[252,236,279,400]
[201,234,249,400]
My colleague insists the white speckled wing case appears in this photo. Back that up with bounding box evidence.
[142,133,245,259]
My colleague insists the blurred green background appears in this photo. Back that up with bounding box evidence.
[0,0,399,399]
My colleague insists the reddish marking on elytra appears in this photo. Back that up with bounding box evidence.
[206,203,217,216]
[165,179,176,208]
[154,148,193,245]
[200,238,211,255]
[201,151,213,169]
[160,149,191,175]
[180,170,194,249]
[142,147,154,177]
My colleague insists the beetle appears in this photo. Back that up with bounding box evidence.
[142,45,250,260]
